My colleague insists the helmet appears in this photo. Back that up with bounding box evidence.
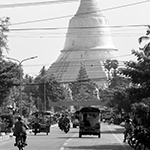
[18,116,22,121]
[126,119,130,123]
[35,114,38,117]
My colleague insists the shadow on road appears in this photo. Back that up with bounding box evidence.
[66,143,132,150]
[57,136,99,139]
[101,128,124,134]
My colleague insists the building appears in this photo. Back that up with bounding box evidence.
[47,0,117,88]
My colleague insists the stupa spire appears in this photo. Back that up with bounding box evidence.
[75,0,103,17]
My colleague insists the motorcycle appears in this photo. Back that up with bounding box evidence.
[32,123,41,135]
[134,127,150,150]
[30,111,51,135]
[58,120,64,131]
[128,126,139,148]
[63,122,70,133]
[15,133,27,150]
[128,126,150,150]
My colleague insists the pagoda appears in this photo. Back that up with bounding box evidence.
[47,0,117,88]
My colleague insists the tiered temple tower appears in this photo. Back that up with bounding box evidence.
[47,0,117,88]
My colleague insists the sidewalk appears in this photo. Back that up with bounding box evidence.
[0,132,13,142]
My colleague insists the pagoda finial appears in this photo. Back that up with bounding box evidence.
[75,0,103,17]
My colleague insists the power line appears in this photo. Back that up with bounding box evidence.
[7,30,146,38]
[7,34,145,39]
[10,0,150,26]
[0,0,78,9]
[6,57,133,68]
[7,25,146,38]
[9,24,148,32]
[101,0,150,12]
[23,63,127,67]
[19,54,133,68]
[7,26,146,34]
[7,34,144,38]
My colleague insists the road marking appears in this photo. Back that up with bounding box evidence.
[59,125,129,150]
[107,124,128,150]
[59,133,77,150]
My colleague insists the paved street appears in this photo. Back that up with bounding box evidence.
[0,123,133,150]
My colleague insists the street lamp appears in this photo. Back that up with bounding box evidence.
[2,56,38,116]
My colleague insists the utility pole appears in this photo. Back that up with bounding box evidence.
[3,56,38,116]
[44,80,46,111]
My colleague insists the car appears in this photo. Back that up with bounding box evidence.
[79,107,101,138]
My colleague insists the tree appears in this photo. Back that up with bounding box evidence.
[0,60,20,106]
[0,17,16,111]
[131,102,149,126]
[102,59,130,111]
[119,26,150,105]
[103,59,126,88]
[110,88,132,113]
[103,59,113,81]
[0,17,10,55]
[45,76,65,102]
[33,67,66,111]
[21,74,35,116]
[120,51,150,101]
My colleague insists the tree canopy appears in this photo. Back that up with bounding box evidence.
[120,31,150,101]
[0,17,10,54]
[0,60,19,106]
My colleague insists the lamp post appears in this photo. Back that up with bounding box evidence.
[3,56,38,116]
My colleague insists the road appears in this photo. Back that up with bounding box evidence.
[0,122,133,150]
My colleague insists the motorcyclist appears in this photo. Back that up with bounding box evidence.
[123,117,133,142]
[32,114,41,131]
[13,116,28,146]
[58,114,65,130]
[62,114,70,128]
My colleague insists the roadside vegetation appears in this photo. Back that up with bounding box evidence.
[0,17,150,128]
[101,26,150,126]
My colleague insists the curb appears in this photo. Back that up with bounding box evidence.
[0,124,58,142]
[0,132,13,142]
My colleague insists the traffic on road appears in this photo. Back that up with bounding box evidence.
[0,121,133,150]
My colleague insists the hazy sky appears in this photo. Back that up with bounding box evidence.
[1,0,150,76]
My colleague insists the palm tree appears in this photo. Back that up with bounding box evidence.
[0,17,10,55]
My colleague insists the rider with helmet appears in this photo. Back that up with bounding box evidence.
[63,114,70,125]
[58,114,65,130]
[62,114,70,130]
[13,116,29,146]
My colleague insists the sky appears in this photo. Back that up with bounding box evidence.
[0,0,150,77]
